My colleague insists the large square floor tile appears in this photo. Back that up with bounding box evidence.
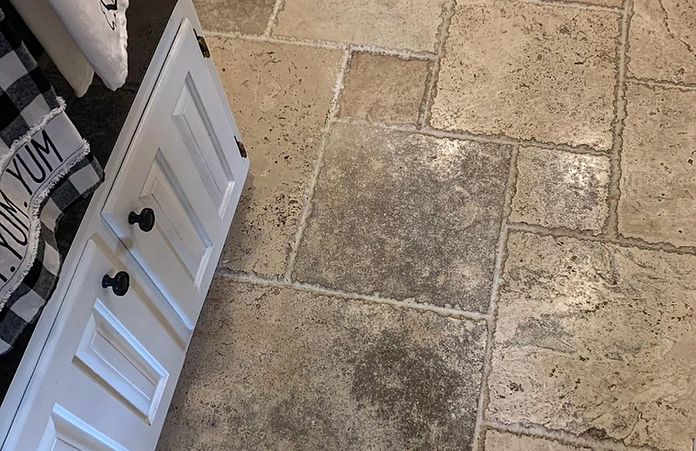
[619,82,696,247]
[487,232,696,451]
[274,0,447,52]
[430,0,620,151]
[209,38,344,277]
[158,278,487,451]
[627,0,696,85]
[293,123,512,312]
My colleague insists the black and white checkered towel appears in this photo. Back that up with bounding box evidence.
[0,8,103,354]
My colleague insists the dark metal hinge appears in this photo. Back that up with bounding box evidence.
[235,136,248,158]
[195,30,210,58]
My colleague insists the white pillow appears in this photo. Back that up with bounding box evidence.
[46,0,129,90]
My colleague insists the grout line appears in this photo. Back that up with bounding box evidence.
[627,76,696,91]
[508,222,696,255]
[604,0,633,239]
[481,421,650,451]
[216,268,492,323]
[263,0,285,37]
[488,146,520,320]
[205,30,436,60]
[471,145,519,451]
[509,0,624,12]
[335,117,610,157]
[418,0,456,128]
[283,50,352,282]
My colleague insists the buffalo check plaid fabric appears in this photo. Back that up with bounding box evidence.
[0,9,104,354]
[0,9,60,155]
[0,156,103,354]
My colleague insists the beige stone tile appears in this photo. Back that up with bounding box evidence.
[627,0,696,85]
[209,38,343,277]
[510,147,610,233]
[338,53,428,125]
[487,231,696,451]
[430,1,620,152]
[554,0,622,7]
[193,0,276,34]
[484,430,590,451]
[158,278,487,451]
[293,123,512,312]
[274,0,447,52]
[457,0,622,7]
[618,83,696,247]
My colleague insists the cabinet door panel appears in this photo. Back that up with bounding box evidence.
[73,300,168,424]
[37,406,128,451]
[102,18,248,328]
[5,236,187,451]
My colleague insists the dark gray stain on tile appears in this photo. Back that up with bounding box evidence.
[349,329,479,447]
[268,396,348,448]
[158,279,487,451]
[293,123,512,312]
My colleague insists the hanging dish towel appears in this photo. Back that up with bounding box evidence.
[46,0,129,90]
[0,9,103,354]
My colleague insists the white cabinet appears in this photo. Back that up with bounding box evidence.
[102,18,247,329]
[10,236,186,451]
[0,1,249,450]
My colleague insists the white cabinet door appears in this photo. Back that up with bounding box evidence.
[5,235,189,451]
[102,18,248,331]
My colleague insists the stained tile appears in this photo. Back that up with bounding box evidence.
[627,0,696,85]
[510,147,610,233]
[158,278,487,451]
[193,0,276,34]
[274,0,447,52]
[339,53,429,125]
[209,38,343,277]
[430,1,619,151]
[619,82,696,247]
[488,231,696,451]
[484,430,590,451]
[293,123,511,312]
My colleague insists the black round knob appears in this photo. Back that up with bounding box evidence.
[102,271,130,296]
[128,208,155,232]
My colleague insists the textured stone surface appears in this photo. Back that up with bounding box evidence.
[339,53,428,124]
[430,1,619,151]
[488,232,696,451]
[209,38,343,277]
[158,278,487,451]
[484,430,590,451]
[619,83,696,247]
[627,0,696,85]
[294,123,512,311]
[554,0,622,6]
[274,0,447,52]
[510,147,610,233]
[193,0,276,34]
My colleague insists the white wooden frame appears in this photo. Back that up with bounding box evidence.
[0,0,245,445]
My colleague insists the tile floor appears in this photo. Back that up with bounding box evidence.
[158,0,696,450]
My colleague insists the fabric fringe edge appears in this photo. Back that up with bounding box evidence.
[0,106,92,311]
[0,97,67,175]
